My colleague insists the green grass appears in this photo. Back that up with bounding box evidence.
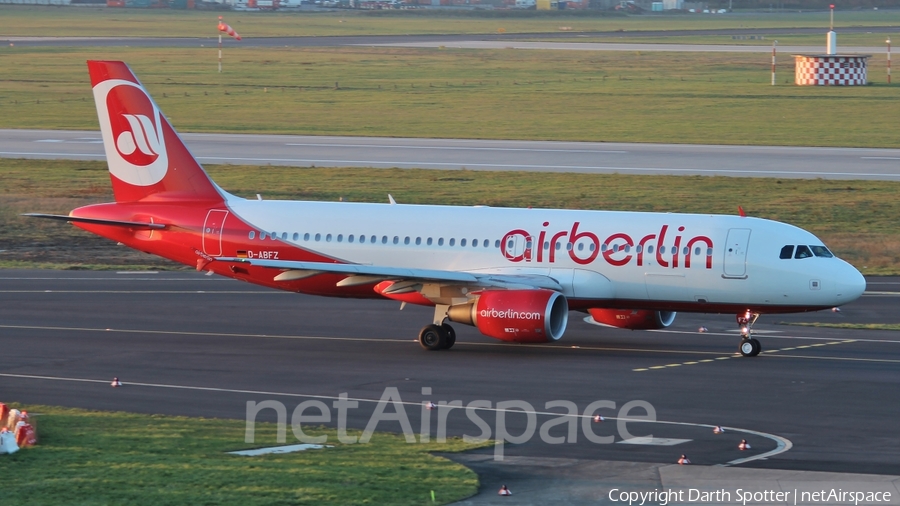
[0,46,897,147]
[779,322,900,330]
[0,404,483,505]
[2,158,899,273]
[2,6,899,38]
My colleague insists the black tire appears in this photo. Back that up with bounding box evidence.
[419,324,446,351]
[739,338,761,357]
[441,323,456,350]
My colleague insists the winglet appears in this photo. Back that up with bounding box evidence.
[388,194,397,205]
[738,206,746,218]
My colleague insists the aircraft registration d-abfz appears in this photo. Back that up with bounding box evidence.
[27,61,866,357]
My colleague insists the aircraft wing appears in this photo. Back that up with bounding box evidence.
[216,257,563,291]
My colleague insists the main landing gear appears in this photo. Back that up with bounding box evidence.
[418,323,456,351]
[419,305,456,351]
[736,310,761,357]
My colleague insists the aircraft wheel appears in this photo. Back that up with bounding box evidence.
[739,338,761,357]
[419,324,447,351]
[441,324,456,350]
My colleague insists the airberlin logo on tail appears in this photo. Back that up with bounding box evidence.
[501,222,714,270]
[93,79,168,187]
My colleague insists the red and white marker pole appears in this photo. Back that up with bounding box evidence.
[888,38,892,85]
[771,40,777,86]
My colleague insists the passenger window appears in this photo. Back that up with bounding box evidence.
[694,247,701,256]
[659,246,666,254]
[248,231,255,240]
[404,237,410,245]
[484,239,490,248]
[780,245,794,259]
[393,236,399,245]
[281,232,287,240]
[682,247,688,255]
[382,236,388,244]
[359,235,365,244]
[315,233,321,241]
[525,241,533,250]
[261,232,267,240]
[449,238,456,246]
[555,242,561,251]
[438,238,444,246]
[370,235,377,244]
[811,246,834,258]
[589,243,596,252]
[647,245,655,255]
[494,240,500,248]
[337,234,343,242]
[427,238,433,246]
[326,234,332,242]
[271,232,277,241]
[625,245,631,253]
[601,244,607,252]
[706,247,712,256]
[304,233,310,241]
[461,239,467,247]
[577,243,583,251]
[416,237,422,245]
[795,245,813,259]
[348,235,354,243]
[292,233,299,241]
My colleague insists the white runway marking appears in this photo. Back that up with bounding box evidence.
[617,437,690,446]
[0,371,791,467]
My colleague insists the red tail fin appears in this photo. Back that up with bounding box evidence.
[88,60,224,204]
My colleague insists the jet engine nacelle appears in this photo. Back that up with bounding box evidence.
[588,308,676,330]
[447,289,568,343]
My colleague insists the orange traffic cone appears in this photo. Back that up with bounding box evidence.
[677,454,691,465]
[111,377,122,387]
[593,415,604,423]
[738,439,751,451]
[498,485,512,496]
[713,425,725,434]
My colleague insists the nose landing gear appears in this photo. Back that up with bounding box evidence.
[737,311,761,357]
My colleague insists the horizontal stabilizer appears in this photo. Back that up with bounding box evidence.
[22,213,166,230]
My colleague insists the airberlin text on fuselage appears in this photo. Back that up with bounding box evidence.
[501,222,714,269]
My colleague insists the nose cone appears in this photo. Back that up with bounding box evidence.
[835,262,866,305]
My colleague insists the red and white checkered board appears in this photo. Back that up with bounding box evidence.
[794,57,867,86]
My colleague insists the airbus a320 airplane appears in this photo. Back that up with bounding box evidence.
[28,61,866,357]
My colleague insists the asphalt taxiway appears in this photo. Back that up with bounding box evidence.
[4,129,900,180]
[1,269,898,481]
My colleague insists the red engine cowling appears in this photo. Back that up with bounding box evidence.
[588,308,676,330]
[447,289,568,343]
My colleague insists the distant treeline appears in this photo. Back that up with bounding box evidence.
[706,0,900,9]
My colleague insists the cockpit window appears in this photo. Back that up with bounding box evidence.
[795,245,813,259]
[811,245,834,258]
[779,245,794,259]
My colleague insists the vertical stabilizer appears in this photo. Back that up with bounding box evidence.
[88,60,224,204]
